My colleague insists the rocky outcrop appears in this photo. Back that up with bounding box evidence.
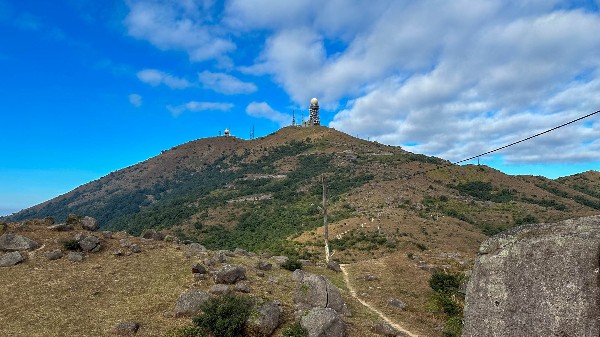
[301,307,346,337]
[292,270,345,314]
[174,289,211,317]
[0,251,23,267]
[0,233,39,251]
[463,215,600,337]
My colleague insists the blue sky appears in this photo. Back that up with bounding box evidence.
[1,0,599,216]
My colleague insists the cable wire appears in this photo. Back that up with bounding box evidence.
[411,109,599,177]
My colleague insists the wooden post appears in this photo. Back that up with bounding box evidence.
[322,175,330,263]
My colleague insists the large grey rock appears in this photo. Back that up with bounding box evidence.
[68,251,83,262]
[246,301,281,336]
[292,270,345,314]
[209,284,231,295]
[45,249,63,260]
[214,264,246,284]
[174,289,211,317]
[78,235,100,252]
[185,243,207,257]
[0,233,39,251]
[80,216,98,231]
[463,215,600,337]
[0,251,23,267]
[301,307,346,337]
[256,260,272,271]
[142,230,164,241]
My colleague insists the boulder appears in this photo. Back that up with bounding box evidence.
[234,247,249,256]
[48,223,73,231]
[111,321,140,335]
[0,251,23,267]
[0,233,39,251]
[234,283,250,293]
[246,301,281,336]
[256,260,272,271]
[174,289,211,317]
[185,243,207,257]
[387,298,406,310]
[142,230,164,241]
[272,255,288,264]
[45,249,63,261]
[78,235,100,252]
[130,244,141,253]
[191,263,207,274]
[327,261,342,273]
[214,265,246,284]
[214,250,228,263]
[80,216,98,231]
[68,251,83,262]
[209,284,231,295]
[463,215,600,337]
[300,307,346,337]
[292,270,345,314]
[119,239,131,247]
[371,322,403,336]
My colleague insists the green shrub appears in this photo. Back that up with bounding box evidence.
[282,322,308,337]
[442,316,463,337]
[281,258,303,271]
[164,325,204,337]
[192,294,252,337]
[63,240,81,251]
[429,271,462,294]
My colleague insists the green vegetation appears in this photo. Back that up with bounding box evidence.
[192,294,252,337]
[164,326,205,337]
[452,181,514,203]
[282,322,308,337]
[63,240,81,251]
[281,257,303,271]
[329,229,388,252]
[429,271,466,337]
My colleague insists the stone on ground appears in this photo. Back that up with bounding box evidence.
[174,289,210,317]
[0,233,39,251]
[301,307,346,337]
[0,251,23,267]
[214,264,246,284]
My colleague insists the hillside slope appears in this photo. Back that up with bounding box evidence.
[5,126,600,258]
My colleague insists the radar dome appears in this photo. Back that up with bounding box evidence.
[310,98,318,105]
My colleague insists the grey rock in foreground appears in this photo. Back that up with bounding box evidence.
[301,307,346,337]
[0,233,39,251]
[463,215,600,337]
[80,216,98,231]
[174,289,210,317]
[292,269,345,314]
[0,251,23,267]
[45,249,63,260]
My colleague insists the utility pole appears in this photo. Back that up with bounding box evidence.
[322,175,330,263]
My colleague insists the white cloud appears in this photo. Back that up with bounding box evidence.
[246,102,291,126]
[198,71,257,94]
[123,0,600,165]
[136,69,192,89]
[167,101,234,117]
[128,93,142,107]
[124,0,235,62]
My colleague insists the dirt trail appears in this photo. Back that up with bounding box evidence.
[339,264,420,337]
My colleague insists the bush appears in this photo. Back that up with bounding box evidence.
[429,271,462,294]
[281,258,302,271]
[63,240,81,251]
[282,322,308,337]
[192,294,252,337]
[442,316,463,337]
[164,325,204,337]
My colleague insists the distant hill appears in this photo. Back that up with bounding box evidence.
[5,126,600,256]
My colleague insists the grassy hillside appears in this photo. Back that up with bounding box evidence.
[5,126,600,259]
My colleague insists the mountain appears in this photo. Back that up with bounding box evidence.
[5,126,600,257]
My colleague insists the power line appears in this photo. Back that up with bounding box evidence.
[412,109,599,177]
